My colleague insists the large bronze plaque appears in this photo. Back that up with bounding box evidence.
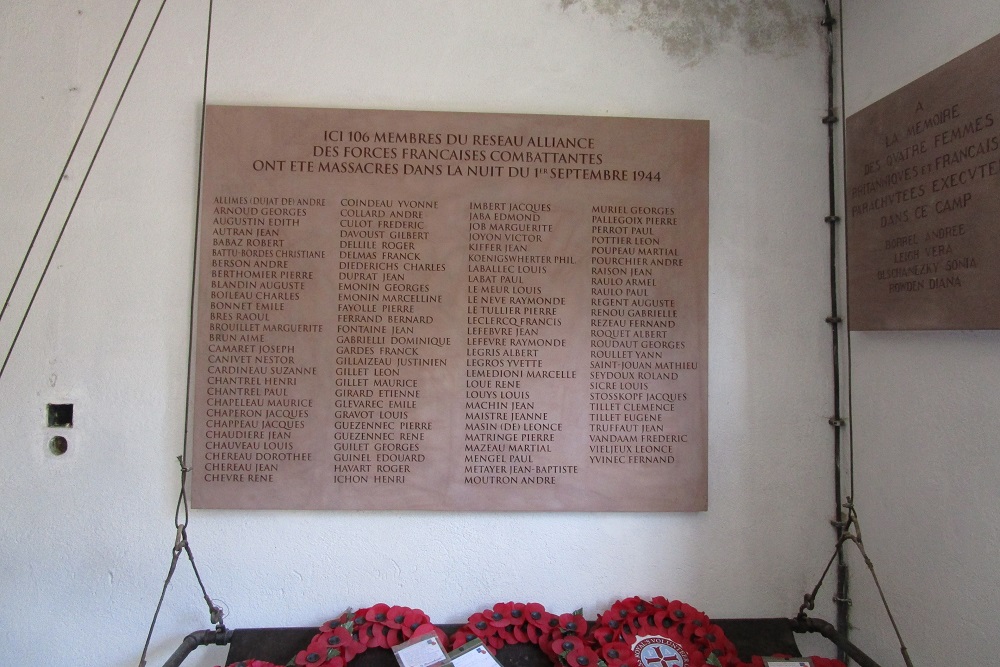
[846,33,1000,330]
[190,106,708,511]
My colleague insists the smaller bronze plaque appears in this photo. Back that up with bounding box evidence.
[846,32,1000,330]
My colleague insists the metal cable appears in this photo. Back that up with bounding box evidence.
[180,0,214,472]
[0,0,143,327]
[838,0,856,507]
[0,0,170,382]
[800,503,913,667]
[138,2,223,664]
[138,527,184,667]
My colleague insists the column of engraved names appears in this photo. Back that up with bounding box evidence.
[464,200,579,488]
[588,205,692,466]
[202,195,327,486]
[334,198,448,486]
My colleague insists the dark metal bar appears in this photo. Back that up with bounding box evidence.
[820,0,851,658]
[159,629,233,667]
[791,617,883,667]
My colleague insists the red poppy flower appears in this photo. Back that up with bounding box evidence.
[569,645,604,667]
[466,611,500,640]
[599,641,636,667]
[385,605,410,629]
[595,612,628,642]
[665,600,703,625]
[402,609,431,636]
[349,611,368,638]
[365,603,391,625]
[508,602,528,624]
[306,633,334,652]
[595,599,631,635]
[386,627,405,648]
[551,633,586,658]
[497,623,530,644]
[617,597,645,616]
[319,614,350,634]
[312,626,361,658]
[486,605,510,628]
[338,630,366,661]
[294,649,327,666]
[526,622,548,645]
[485,633,506,651]
[628,612,655,637]
[525,603,554,629]
[690,621,735,656]
[360,621,393,649]
[646,608,673,634]
[589,627,614,646]
[598,606,624,627]
[489,601,527,627]
[557,612,588,638]
[612,618,640,646]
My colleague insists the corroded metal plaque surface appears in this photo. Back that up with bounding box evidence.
[846,33,1000,330]
[190,106,708,511]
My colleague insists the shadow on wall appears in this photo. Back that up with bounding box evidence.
[560,0,821,64]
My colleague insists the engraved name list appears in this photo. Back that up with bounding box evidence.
[190,106,709,511]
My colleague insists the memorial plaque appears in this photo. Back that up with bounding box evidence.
[189,106,708,511]
[846,32,1000,330]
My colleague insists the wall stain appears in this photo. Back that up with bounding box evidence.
[561,0,821,64]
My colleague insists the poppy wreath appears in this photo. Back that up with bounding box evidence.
[224,605,449,667]
[589,596,742,667]
[451,602,606,667]
[220,599,847,667]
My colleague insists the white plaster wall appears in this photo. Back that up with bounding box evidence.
[840,0,1000,663]
[0,2,836,666]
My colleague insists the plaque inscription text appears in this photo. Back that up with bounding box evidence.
[846,33,1000,330]
[191,106,709,511]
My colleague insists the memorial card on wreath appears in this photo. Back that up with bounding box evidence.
[189,106,709,511]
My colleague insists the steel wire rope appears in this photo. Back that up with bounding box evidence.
[0,0,143,328]
[0,0,168,381]
[138,1,225,665]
